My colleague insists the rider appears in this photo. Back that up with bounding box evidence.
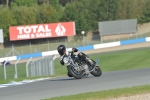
[57,44,96,77]
[57,44,73,77]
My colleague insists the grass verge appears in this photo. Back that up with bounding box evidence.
[0,47,150,84]
[43,84,150,100]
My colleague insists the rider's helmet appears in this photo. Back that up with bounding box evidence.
[57,44,66,56]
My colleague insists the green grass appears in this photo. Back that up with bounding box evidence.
[0,47,150,84]
[43,84,150,100]
[0,63,26,81]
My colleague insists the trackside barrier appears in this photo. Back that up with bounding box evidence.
[3,58,9,79]
[0,37,150,61]
[26,55,56,77]
[14,58,21,78]
[26,57,33,77]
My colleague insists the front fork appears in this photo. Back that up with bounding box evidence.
[91,58,100,71]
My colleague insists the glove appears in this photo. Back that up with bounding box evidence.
[60,60,64,65]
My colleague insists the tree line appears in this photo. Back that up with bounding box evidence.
[0,0,150,41]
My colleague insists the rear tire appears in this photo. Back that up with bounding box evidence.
[91,66,102,77]
[67,65,82,79]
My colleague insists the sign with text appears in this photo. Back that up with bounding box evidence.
[9,22,76,41]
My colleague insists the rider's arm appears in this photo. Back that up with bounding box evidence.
[60,54,69,65]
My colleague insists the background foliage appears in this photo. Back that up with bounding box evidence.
[0,0,150,40]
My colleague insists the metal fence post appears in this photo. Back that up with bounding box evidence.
[26,57,32,77]
[42,58,46,76]
[39,59,42,76]
[4,62,7,80]
[51,55,56,75]
[3,58,9,80]
[15,58,21,78]
[46,57,49,76]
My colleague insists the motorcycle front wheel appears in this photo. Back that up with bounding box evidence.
[67,65,82,79]
[91,65,102,77]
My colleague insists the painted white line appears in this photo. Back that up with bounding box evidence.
[0,78,52,89]
[0,85,8,88]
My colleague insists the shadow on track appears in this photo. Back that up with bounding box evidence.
[50,78,76,81]
[49,75,94,81]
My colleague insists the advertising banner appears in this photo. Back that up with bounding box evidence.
[98,19,137,36]
[0,29,4,43]
[9,21,76,41]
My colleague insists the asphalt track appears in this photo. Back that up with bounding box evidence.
[0,68,150,100]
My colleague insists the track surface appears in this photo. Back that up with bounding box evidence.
[0,68,150,100]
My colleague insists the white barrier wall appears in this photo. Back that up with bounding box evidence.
[0,37,150,62]
[146,37,150,42]
[0,56,17,62]
[94,41,120,49]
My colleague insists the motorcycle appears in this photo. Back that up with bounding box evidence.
[62,48,102,79]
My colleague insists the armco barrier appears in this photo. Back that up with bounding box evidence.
[94,41,120,49]
[77,45,94,51]
[146,37,150,41]
[0,37,150,62]
[0,56,17,62]
[16,52,42,60]
[120,38,146,45]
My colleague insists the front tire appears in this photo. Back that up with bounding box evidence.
[91,66,102,77]
[67,65,82,79]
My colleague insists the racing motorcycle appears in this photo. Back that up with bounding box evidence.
[62,48,102,79]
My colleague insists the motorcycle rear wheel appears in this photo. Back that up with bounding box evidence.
[67,65,82,79]
[91,65,102,77]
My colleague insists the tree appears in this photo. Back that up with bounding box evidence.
[36,4,58,23]
[61,2,78,21]
[0,8,16,40]
[59,0,74,6]
[6,0,8,6]
[108,0,118,20]
[139,0,150,23]
[37,0,50,5]
[12,6,37,25]
[88,0,101,30]
[10,0,37,7]
[116,0,146,22]
[0,0,11,6]
[62,0,91,35]
[50,0,63,22]
[134,0,145,21]
[98,0,118,21]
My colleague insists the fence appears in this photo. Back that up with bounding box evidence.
[26,55,55,77]
[0,55,55,80]
[0,31,150,58]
